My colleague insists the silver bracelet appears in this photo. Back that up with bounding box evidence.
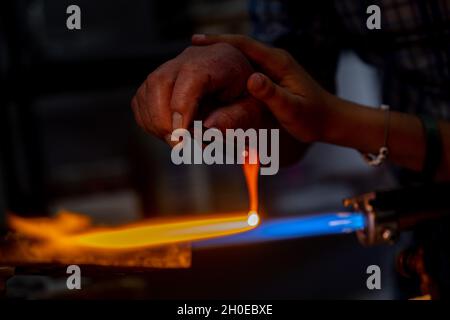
[361,104,390,167]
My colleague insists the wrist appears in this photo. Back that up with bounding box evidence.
[319,95,386,154]
[318,92,343,144]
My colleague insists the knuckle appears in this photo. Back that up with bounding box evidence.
[148,71,171,87]
[178,62,201,75]
[210,42,237,55]
[177,66,210,95]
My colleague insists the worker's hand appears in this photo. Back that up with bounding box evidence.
[192,34,336,143]
[131,43,270,143]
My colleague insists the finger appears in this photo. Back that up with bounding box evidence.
[170,64,211,130]
[204,97,265,131]
[132,83,154,134]
[247,72,300,129]
[191,34,271,62]
[192,34,292,80]
[134,63,179,141]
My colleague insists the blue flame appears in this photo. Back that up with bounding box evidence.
[194,212,366,248]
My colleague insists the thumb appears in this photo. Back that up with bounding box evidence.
[247,73,299,128]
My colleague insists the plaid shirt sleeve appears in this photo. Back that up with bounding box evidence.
[249,0,292,43]
[249,0,450,120]
[248,0,342,92]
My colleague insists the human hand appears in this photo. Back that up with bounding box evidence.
[131,43,268,143]
[192,34,336,143]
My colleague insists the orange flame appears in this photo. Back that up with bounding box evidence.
[6,211,254,249]
[70,212,255,249]
[3,157,260,253]
[3,211,191,268]
[70,155,260,249]
[243,150,259,213]
[66,150,260,249]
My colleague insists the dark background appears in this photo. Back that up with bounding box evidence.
[0,0,411,299]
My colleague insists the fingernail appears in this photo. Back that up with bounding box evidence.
[172,112,183,130]
[192,34,206,42]
[249,73,265,92]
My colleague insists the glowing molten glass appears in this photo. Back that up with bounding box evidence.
[243,150,259,213]
[247,211,259,227]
